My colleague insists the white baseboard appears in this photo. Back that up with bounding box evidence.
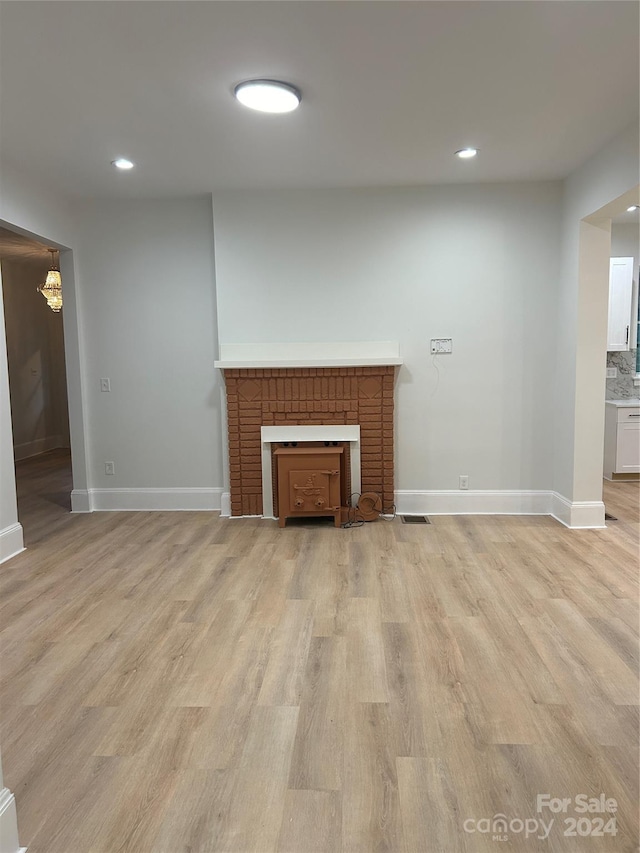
[395,489,551,516]
[71,489,92,513]
[549,491,573,527]
[13,435,67,462]
[395,489,606,529]
[0,523,24,565]
[0,786,26,852]
[87,487,224,512]
[550,492,606,529]
[71,487,605,528]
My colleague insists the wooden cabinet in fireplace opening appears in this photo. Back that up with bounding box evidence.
[274,447,343,528]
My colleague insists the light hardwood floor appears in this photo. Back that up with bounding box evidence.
[1,450,638,852]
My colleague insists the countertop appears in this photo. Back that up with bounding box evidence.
[605,398,640,407]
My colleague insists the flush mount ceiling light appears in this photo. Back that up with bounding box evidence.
[111,158,135,170]
[626,205,639,212]
[455,148,478,159]
[234,79,301,113]
[37,249,63,313]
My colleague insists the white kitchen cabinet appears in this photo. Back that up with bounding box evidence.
[607,257,635,351]
[604,401,640,479]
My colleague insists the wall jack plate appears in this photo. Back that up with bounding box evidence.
[431,338,452,354]
[606,367,617,379]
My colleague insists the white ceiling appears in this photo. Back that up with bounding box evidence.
[612,209,639,226]
[0,1,638,198]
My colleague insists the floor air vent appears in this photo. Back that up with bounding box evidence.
[401,515,430,524]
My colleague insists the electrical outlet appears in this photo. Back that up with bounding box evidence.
[606,367,617,379]
[431,338,453,354]
[100,377,111,392]
[104,461,115,475]
[459,475,469,490]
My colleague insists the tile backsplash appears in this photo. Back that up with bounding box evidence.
[606,349,638,399]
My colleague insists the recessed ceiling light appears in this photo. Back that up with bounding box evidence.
[626,205,639,212]
[111,158,135,170]
[455,148,478,159]
[234,79,301,113]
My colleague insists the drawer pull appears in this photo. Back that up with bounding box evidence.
[628,413,640,417]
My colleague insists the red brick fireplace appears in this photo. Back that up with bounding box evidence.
[221,366,395,516]
[215,344,402,518]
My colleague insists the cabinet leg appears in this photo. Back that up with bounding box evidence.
[278,515,286,529]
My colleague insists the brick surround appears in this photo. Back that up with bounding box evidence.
[222,366,395,516]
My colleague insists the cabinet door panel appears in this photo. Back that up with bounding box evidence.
[607,257,634,351]
[616,422,640,472]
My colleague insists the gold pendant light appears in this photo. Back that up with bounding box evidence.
[38,248,63,312]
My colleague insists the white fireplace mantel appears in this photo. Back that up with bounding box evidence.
[214,341,403,369]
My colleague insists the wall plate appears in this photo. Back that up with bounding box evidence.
[430,338,452,354]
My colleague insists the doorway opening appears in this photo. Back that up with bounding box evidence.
[577,186,640,526]
[0,226,72,545]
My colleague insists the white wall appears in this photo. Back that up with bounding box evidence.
[0,745,23,853]
[73,198,224,505]
[213,182,562,493]
[1,257,70,459]
[0,269,23,562]
[554,121,639,508]
[0,159,76,251]
[0,161,225,518]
